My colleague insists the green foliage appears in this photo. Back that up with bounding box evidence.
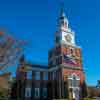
[0,89,8,97]
[96,80,100,88]
[10,79,17,99]
[53,99,68,100]
[80,98,100,100]
[0,92,3,96]
[64,80,69,98]
[53,98,100,100]
[81,81,88,98]
[0,98,8,100]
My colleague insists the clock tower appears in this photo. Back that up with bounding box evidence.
[55,7,75,46]
[48,7,85,100]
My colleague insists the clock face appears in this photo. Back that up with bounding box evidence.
[65,34,72,42]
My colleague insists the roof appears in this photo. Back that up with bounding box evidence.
[0,72,11,77]
[26,63,48,69]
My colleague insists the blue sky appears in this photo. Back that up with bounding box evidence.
[0,0,100,85]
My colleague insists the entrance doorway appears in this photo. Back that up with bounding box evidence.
[73,88,79,100]
[68,73,80,100]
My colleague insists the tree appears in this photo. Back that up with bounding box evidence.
[81,80,88,98]
[0,32,25,72]
[0,77,10,96]
[96,80,100,97]
[0,31,26,97]
[96,80,100,88]
[47,81,52,99]
[10,80,17,99]
[64,80,69,98]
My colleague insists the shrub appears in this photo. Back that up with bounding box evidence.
[0,98,8,100]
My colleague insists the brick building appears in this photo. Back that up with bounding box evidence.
[16,7,85,100]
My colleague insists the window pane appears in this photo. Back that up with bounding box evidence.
[72,75,79,87]
[25,88,31,97]
[42,88,47,97]
[35,72,40,80]
[34,88,40,97]
[43,72,48,80]
[27,71,32,79]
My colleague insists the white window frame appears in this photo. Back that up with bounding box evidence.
[25,88,31,97]
[42,88,47,98]
[68,74,80,88]
[34,88,40,98]
[35,72,40,80]
[27,71,32,79]
[43,72,48,80]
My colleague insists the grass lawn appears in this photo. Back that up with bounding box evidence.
[53,98,100,100]
[0,98,8,100]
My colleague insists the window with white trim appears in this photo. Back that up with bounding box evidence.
[43,72,48,80]
[25,88,31,97]
[73,75,79,87]
[68,74,80,88]
[34,88,40,97]
[27,71,32,79]
[35,72,40,80]
[42,88,47,97]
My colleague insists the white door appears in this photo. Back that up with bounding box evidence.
[73,89,76,99]
[72,89,79,100]
[75,89,79,100]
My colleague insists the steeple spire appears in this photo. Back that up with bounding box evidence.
[60,3,66,17]
[59,3,69,29]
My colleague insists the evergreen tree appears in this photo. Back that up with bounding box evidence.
[64,80,69,98]
[54,80,58,98]
[47,82,52,99]
[10,80,17,99]
[81,80,88,98]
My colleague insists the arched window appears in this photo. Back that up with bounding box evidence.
[68,74,80,88]
[70,48,75,57]
[72,75,77,87]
